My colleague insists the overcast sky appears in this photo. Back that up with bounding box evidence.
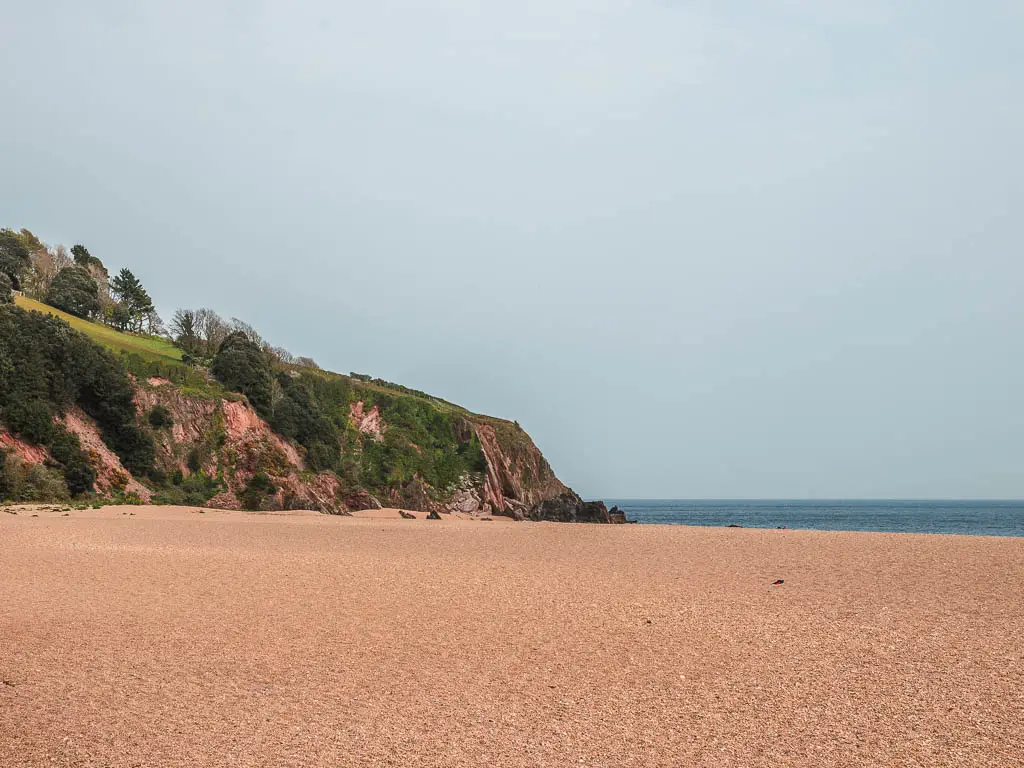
[2,1,1022,498]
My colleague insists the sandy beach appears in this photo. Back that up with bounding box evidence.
[2,505,1022,767]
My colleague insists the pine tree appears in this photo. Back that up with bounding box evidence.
[110,267,154,331]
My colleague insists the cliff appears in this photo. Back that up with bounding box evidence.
[124,376,587,519]
[0,282,613,522]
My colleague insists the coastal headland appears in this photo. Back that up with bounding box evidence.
[3,505,1021,767]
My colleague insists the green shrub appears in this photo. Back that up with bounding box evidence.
[148,405,174,428]
[152,469,220,506]
[119,352,218,394]
[0,453,69,502]
[186,447,203,473]
[3,398,54,444]
[240,471,275,511]
[49,426,96,496]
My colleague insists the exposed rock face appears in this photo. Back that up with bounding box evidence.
[349,401,384,440]
[135,384,349,514]
[472,421,568,518]
[442,477,486,515]
[62,409,152,501]
[0,431,48,465]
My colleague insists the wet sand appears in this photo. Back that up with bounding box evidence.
[2,505,1022,767]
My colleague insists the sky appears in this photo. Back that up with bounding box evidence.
[2,1,1022,498]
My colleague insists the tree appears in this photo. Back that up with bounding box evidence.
[170,309,199,352]
[144,308,165,336]
[110,267,153,331]
[23,244,73,301]
[10,230,62,301]
[47,266,100,318]
[210,331,274,416]
[173,307,230,357]
[108,302,132,330]
[0,273,12,305]
[0,229,31,290]
[71,244,92,265]
[229,317,264,348]
[17,229,45,253]
[269,346,294,364]
[194,307,230,357]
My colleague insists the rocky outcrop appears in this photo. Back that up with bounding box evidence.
[607,506,633,524]
[526,491,618,524]
[343,489,382,511]
[472,421,569,518]
[0,431,48,465]
[387,418,622,523]
[441,475,487,515]
[349,401,384,440]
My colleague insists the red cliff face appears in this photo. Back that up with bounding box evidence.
[135,382,576,516]
[134,384,348,513]
[470,421,568,518]
[62,408,152,501]
[348,401,384,440]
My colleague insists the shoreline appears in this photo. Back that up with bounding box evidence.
[4,501,1023,538]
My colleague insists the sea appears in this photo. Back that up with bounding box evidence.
[603,499,1024,537]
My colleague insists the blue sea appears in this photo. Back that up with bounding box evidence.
[603,499,1024,537]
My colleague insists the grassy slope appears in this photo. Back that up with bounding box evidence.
[14,294,528,444]
[14,295,183,365]
[14,295,524,431]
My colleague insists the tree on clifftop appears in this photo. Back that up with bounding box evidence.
[0,273,12,304]
[110,267,154,332]
[210,331,275,417]
[0,229,31,290]
[172,307,231,357]
[71,244,101,268]
[47,266,100,318]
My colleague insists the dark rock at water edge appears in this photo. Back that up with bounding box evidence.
[607,506,636,524]
[525,491,633,524]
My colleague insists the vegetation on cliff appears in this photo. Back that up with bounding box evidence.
[0,303,154,499]
[0,226,571,517]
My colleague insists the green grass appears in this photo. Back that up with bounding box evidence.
[14,295,183,365]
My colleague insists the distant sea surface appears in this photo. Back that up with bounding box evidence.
[603,499,1024,537]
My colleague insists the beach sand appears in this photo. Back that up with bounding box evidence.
[2,505,1021,767]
